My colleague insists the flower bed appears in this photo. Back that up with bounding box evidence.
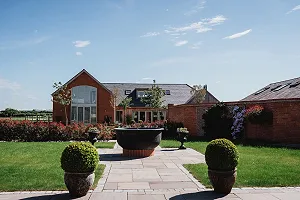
[0,119,115,142]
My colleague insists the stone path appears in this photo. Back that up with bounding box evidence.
[1,143,300,199]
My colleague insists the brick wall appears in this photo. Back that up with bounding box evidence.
[53,71,113,124]
[168,99,300,144]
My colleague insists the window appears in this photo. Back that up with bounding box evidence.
[273,83,291,91]
[271,85,282,91]
[72,86,97,104]
[91,106,97,124]
[290,81,300,88]
[125,90,131,95]
[139,111,145,122]
[71,106,77,121]
[116,111,123,123]
[137,91,146,98]
[165,90,171,95]
[254,87,270,95]
[90,91,96,104]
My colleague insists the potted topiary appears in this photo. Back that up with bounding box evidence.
[61,142,99,197]
[205,138,239,194]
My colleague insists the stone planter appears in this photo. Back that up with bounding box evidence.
[114,128,163,157]
[208,168,237,194]
[87,131,99,145]
[64,171,95,198]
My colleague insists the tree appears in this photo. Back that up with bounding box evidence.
[190,84,207,104]
[52,82,72,125]
[2,108,19,117]
[141,80,165,120]
[119,97,132,124]
[109,87,120,123]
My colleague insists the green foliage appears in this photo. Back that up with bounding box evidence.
[205,139,239,171]
[119,97,132,124]
[202,102,233,140]
[141,80,165,109]
[125,114,133,125]
[61,142,99,173]
[0,120,116,142]
[190,84,207,104]
[163,121,184,138]
[119,97,132,109]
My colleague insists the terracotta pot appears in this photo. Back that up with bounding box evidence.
[64,171,95,198]
[208,168,237,194]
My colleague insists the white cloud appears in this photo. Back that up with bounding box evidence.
[287,5,300,14]
[142,77,152,80]
[165,15,226,34]
[73,40,91,48]
[190,41,202,49]
[223,29,252,39]
[76,52,82,56]
[203,15,227,25]
[0,78,21,91]
[184,0,206,16]
[140,32,160,38]
[166,9,169,12]
[175,40,188,46]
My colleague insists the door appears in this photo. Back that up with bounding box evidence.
[78,107,84,122]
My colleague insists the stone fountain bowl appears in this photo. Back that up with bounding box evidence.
[114,128,163,150]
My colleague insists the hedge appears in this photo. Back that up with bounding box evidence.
[0,119,115,142]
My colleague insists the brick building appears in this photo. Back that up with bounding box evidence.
[168,77,300,144]
[52,69,219,124]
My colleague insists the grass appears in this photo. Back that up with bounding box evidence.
[0,142,111,191]
[94,141,115,149]
[160,139,300,187]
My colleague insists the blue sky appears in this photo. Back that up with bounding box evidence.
[0,0,300,110]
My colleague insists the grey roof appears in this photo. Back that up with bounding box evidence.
[102,83,194,107]
[241,77,300,101]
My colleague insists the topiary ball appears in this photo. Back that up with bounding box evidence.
[205,138,239,171]
[61,142,99,173]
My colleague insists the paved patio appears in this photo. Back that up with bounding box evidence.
[1,143,300,199]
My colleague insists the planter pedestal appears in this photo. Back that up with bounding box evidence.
[123,149,155,157]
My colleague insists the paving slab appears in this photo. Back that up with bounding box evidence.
[89,192,127,200]
[128,194,166,200]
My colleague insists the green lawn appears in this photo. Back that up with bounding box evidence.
[160,140,300,187]
[94,141,115,149]
[0,142,112,191]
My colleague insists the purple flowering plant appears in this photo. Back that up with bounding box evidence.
[231,106,246,139]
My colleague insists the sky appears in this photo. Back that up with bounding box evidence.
[0,0,300,110]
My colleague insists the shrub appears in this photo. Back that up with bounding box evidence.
[163,121,184,138]
[125,114,132,125]
[61,142,99,173]
[0,119,115,142]
[205,138,239,171]
[231,106,246,140]
[202,102,233,140]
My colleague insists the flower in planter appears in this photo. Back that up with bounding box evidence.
[177,127,189,133]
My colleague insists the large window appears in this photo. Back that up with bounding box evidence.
[72,86,97,104]
[71,86,97,124]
